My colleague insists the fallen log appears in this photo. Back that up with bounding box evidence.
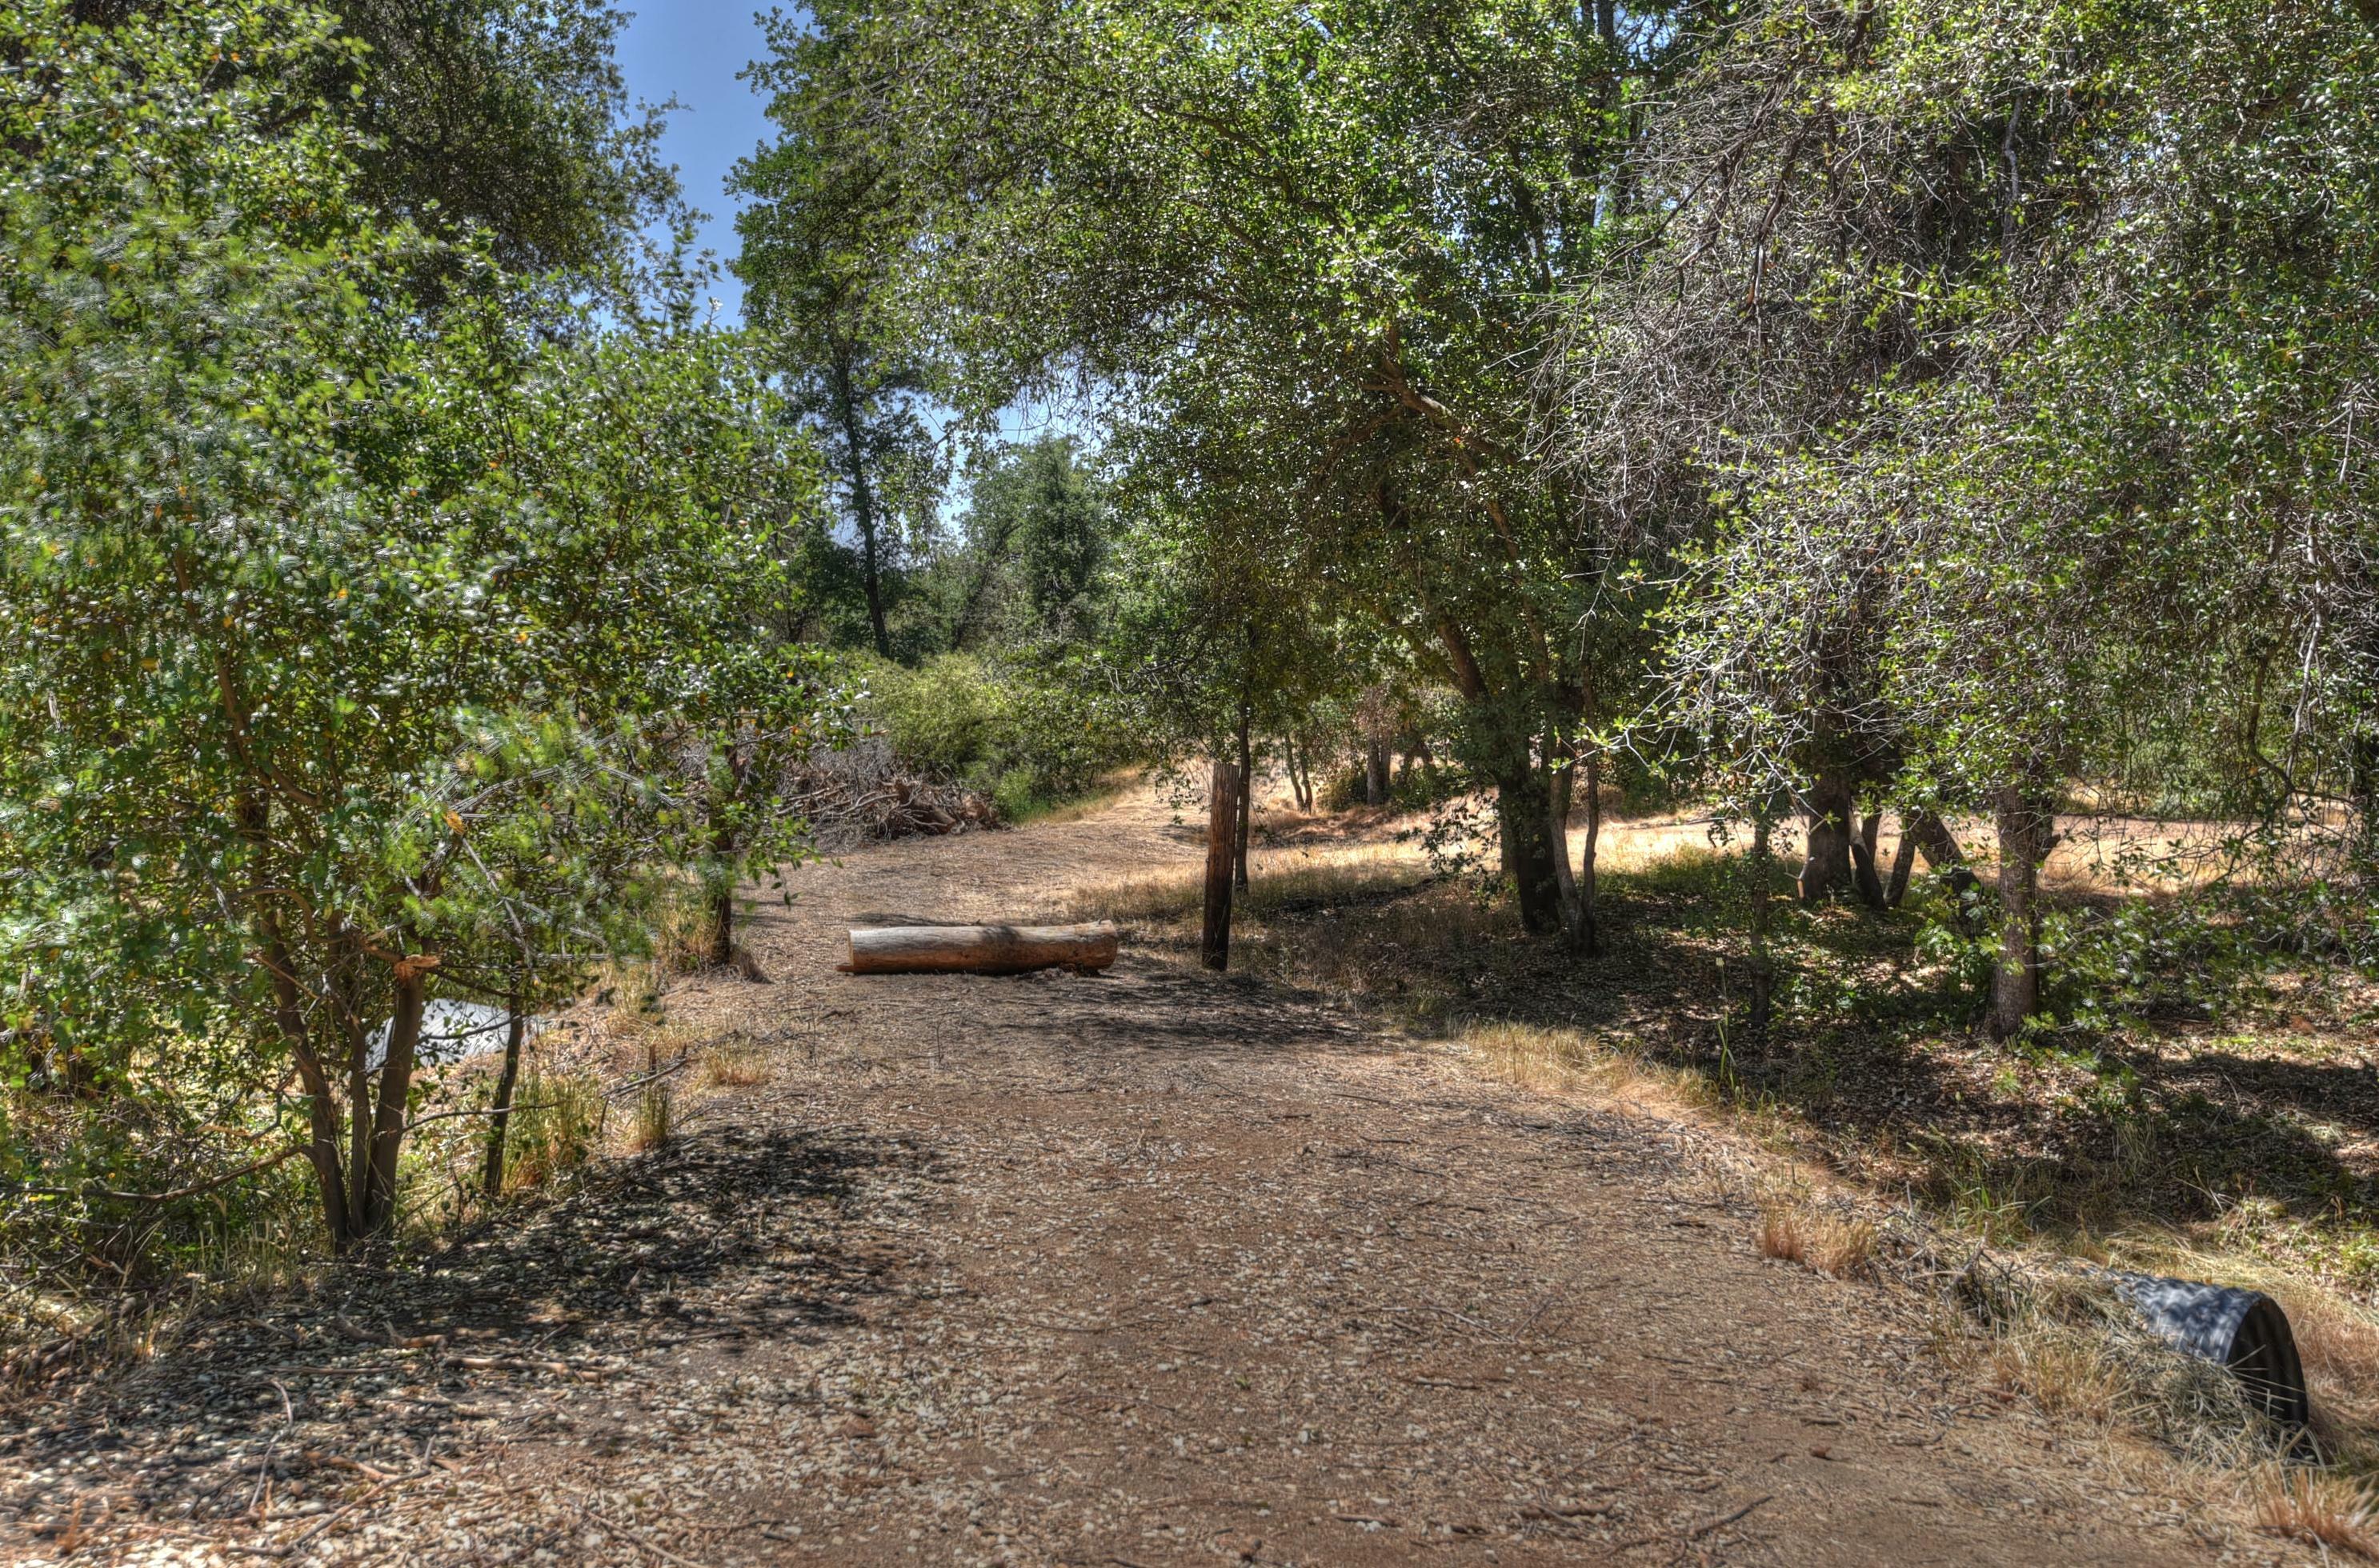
[838,921,1120,976]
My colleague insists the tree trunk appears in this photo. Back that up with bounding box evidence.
[711,887,735,968]
[343,970,374,1245]
[1989,787,2057,1040]
[1848,806,1888,909]
[1202,758,1240,972]
[1496,765,1564,937]
[1900,808,1982,910]
[481,992,527,1198]
[1364,735,1390,806]
[1747,812,1775,1039]
[1582,752,1602,939]
[708,739,752,968]
[2353,734,2379,879]
[1882,812,1918,907]
[829,345,892,659]
[1233,705,1253,894]
[1547,755,1583,950]
[1796,767,1859,902]
[242,821,350,1250]
[1546,746,1600,954]
[355,967,427,1242]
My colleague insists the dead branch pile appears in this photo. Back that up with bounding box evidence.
[785,738,998,848]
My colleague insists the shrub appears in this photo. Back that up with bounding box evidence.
[860,653,1130,818]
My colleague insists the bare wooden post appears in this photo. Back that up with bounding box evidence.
[1233,706,1253,892]
[1203,758,1240,972]
[1747,813,1774,1040]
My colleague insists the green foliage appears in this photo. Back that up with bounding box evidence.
[0,0,829,1258]
[332,0,687,286]
[735,25,947,659]
[862,653,1127,819]
[747,0,1680,938]
[924,438,1112,653]
[495,1065,601,1194]
[1598,0,2379,1022]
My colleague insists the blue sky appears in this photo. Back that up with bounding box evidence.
[615,2,788,323]
[612,2,1079,463]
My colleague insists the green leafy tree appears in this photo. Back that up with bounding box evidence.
[749,0,1687,946]
[0,0,825,1250]
[735,30,947,657]
[935,437,1112,651]
[1584,0,2379,1031]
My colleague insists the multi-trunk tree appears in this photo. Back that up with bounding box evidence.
[1575,0,2379,1034]
[746,0,1696,949]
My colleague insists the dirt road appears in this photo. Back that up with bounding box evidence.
[2,786,2282,1565]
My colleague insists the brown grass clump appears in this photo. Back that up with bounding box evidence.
[499,1066,602,1194]
[1985,1326,2127,1424]
[2249,1466,2379,1558]
[1753,1203,1877,1280]
[699,1042,773,1089]
[643,882,719,976]
[619,1081,673,1154]
[2276,1293,2379,1431]
[1461,1020,1711,1120]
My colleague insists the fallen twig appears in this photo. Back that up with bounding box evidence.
[579,1502,716,1568]
[228,1477,403,1558]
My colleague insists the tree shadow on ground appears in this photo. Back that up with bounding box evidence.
[0,1121,921,1535]
[1213,861,2377,1243]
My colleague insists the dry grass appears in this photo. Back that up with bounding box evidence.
[1983,1324,2129,1423]
[1460,1019,1714,1121]
[499,1066,602,1194]
[2249,1464,2379,1557]
[2291,1294,2379,1443]
[643,882,720,976]
[697,1041,774,1090]
[619,1080,673,1155]
[2107,1242,2379,1466]
[1064,840,1430,926]
[1754,1202,1879,1280]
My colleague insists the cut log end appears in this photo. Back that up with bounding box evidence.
[840,921,1120,976]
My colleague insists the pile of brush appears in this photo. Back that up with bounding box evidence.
[786,739,998,847]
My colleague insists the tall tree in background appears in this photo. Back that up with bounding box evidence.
[736,22,945,658]
[939,438,1111,651]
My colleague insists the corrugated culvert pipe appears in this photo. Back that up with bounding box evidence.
[2111,1273,2310,1430]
